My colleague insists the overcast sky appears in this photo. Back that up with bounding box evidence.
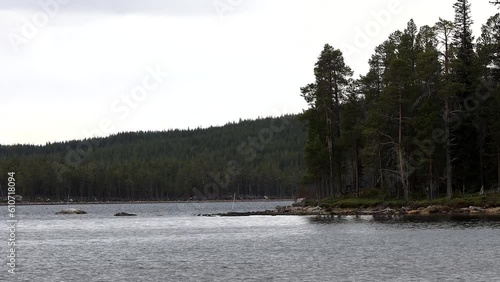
[0,0,496,145]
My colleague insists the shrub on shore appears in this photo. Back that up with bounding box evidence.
[318,193,500,209]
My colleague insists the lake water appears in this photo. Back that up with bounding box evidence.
[1,201,500,281]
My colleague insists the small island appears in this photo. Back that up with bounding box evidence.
[210,193,500,217]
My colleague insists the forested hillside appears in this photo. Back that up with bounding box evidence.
[0,115,306,201]
[300,0,500,201]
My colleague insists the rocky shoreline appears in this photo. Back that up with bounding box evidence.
[200,205,500,217]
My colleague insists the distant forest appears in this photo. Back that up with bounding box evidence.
[0,116,306,201]
[2,0,500,203]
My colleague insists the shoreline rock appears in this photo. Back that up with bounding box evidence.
[56,208,87,215]
[201,204,500,217]
[114,212,137,216]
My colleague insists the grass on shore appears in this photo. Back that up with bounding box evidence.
[316,193,500,209]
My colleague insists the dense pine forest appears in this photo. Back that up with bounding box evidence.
[0,116,305,201]
[300,0,500,201]
[2,0,500,203]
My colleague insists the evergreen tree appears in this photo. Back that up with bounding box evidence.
[452,0,481,193]
[413,24,442,199]
[435,18,457,198]
[478,13,500,189]
[300,44,353,197]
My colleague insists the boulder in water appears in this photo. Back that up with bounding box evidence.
[56,208,87,215]
[114,212,137,216]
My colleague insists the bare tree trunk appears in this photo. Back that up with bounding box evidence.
[445,99,453,199]
[328,149,334,197]
[479,144,485,195]
[398,148,408,201]
[332,73,342,197]
[438,19,453,199]
[354,143,360,197]
[336,160,342,196]
[326,112,334,198]
[317,177,322,201]
[325,177,328,199]
[479,125,486,195]
[378,149,383,189]
[398,89,409,201]
[429,159,434,200]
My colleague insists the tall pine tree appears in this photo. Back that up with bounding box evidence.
[300,44,353,197]
[452,0,481,193]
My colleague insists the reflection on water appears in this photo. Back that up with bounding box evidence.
[308,214,500,227]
